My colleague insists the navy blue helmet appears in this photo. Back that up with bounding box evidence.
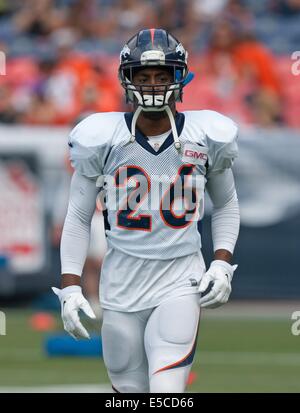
[119,29,190,109]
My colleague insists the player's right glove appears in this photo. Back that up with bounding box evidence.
[52,285,96,339]
[198,260,237,308]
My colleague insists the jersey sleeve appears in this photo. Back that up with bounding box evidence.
[60,171,99,276]
[206,168,240,254]
[68,113,115,178]
[201,111,238,177]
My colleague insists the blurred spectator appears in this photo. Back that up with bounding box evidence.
[225,0,254,29]
[196,18,283,126]
[156,0,204,51]
[0,83,20,123]
[20,56,76,125]
[0,0,299,127]
[66,0,99,37]
[269,0,300,16]
[12,39,123,125]
[115,0,156,32]
[193,0,229,22]
[13,0,66,38]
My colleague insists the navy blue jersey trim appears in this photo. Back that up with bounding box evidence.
[197,219,202,236]
[102,209,110,232]
[103,145,114,170]
[124,111,185,156]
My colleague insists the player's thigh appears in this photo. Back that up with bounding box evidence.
[144,294,200,393]
[101,309,149,393]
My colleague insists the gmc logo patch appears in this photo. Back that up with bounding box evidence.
[184,149,208,161]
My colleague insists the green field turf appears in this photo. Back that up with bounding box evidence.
[0,308,299,392]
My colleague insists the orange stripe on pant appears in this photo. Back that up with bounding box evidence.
[154,314,201,374]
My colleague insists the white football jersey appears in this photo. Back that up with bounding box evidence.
[69,110,238,261]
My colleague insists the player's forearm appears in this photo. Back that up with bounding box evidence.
[211,193,240,254]
[206,168,240,255]
[60,211,91,276]
[60,171,98,283]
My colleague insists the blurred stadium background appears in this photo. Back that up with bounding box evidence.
[0,0,300,393]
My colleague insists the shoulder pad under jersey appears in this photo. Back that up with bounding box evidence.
[68,112,124,178]
[184,110,238,176]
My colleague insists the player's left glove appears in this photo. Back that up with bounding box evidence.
[198,260,237,308]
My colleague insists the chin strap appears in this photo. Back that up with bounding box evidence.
[165,106,181,151]
[129,104,181,151]
[130,105,143,143]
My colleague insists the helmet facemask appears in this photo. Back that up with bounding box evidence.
[119,59,188,112]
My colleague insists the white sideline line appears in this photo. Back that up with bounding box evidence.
[0,384,112,393]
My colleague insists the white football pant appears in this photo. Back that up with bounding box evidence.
[101,293,200,393]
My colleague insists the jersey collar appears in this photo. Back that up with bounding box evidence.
[124,111,185,156]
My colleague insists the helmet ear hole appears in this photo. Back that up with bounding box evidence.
[122,67,132,83]
[124,69,130,80]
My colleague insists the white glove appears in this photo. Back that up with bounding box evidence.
[198,260,237,308]
[52,285,96,339]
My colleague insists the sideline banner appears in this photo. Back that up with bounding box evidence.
[0,153,46,274]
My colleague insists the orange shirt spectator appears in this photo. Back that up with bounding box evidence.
[232,39,281,94]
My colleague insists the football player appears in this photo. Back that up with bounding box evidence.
[53,29,240,393]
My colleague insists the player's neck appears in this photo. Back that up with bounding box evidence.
[135,106,176,137]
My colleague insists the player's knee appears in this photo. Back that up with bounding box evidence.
[101,322,131,373]
[150,370,185,393]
